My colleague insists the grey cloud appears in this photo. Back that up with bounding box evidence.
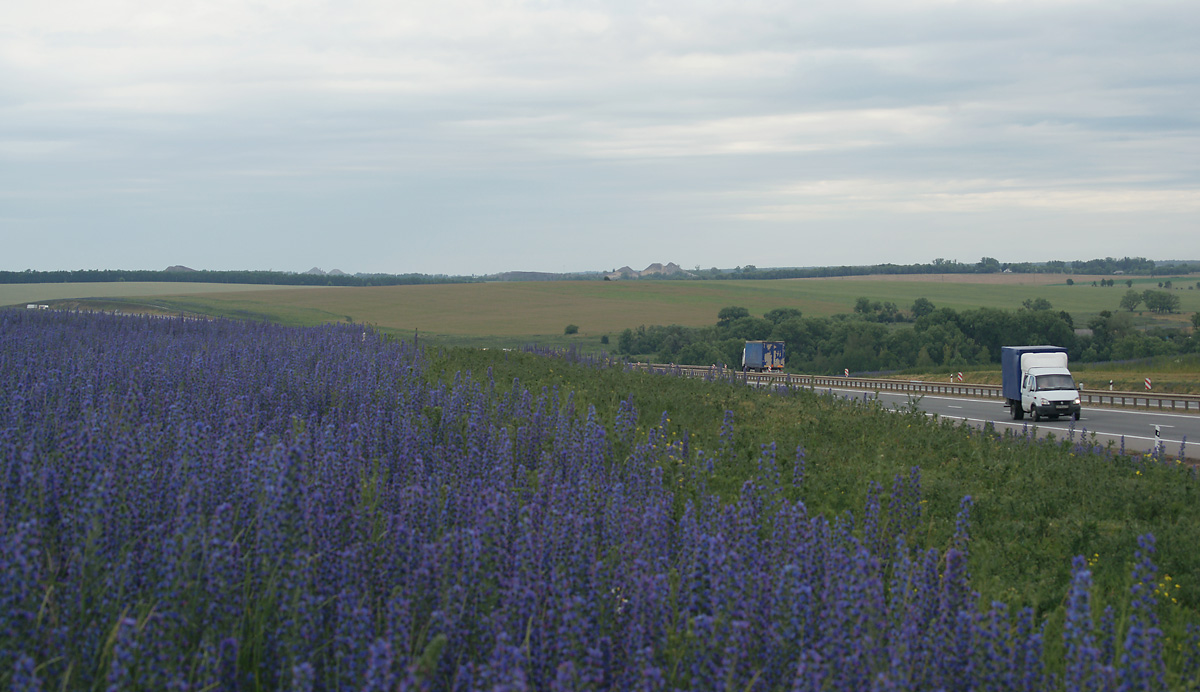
[2,0,1198,273]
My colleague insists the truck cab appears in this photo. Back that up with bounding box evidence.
[1021,366,1081,422]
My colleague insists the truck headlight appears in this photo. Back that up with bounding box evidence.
[1074,397,1081,405]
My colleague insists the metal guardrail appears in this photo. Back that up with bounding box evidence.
[1077,390,1200,412]
[628,364,1200,413]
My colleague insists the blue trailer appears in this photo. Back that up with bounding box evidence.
[742,341,785,372]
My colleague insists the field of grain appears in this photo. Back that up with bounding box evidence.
[176,273,1200,337]
[8,273,1199,346]
[74,281,855,338]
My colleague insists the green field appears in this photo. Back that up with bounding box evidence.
[10,273,1198,350]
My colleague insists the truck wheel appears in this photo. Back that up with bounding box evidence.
[1073,411,1081,422]
[1010,403,1023,420]
[1031,408,1040,422]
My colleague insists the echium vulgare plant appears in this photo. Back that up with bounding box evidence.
[0,310,1195,691]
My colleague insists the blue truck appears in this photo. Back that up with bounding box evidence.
[742,341,785,372]
[1001,345,1081,421]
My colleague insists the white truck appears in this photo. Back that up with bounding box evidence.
[1001,345,1081,422]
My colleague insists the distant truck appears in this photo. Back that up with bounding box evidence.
[742,341,785,372]
[1001,345,1081,421]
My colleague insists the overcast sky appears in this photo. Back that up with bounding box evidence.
[3,0,1198,275]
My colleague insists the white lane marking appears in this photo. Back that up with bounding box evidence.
[1073,408,1199,421]
[814,386,1194,452]
[948,416,1191,447]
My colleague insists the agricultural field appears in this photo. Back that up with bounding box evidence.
[2,309,1199,690]
[0,281,327,309]
[7,273,1199,350]
[789,273,1200,330]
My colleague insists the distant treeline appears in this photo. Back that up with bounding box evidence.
[618,297,1200,375]
[673,256,1199,281]
[0,269,480,287]
[5,257,1197,287]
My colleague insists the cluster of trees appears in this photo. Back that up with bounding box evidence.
[1120,289,1183,314]
[617,298,1200,374]
[1068,257,1160,274]
[0,269,477,287]
[853,298,909,322]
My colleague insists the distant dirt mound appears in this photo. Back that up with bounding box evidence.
[605,262,689,280]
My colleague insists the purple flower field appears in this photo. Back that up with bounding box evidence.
[0,310,1195,690]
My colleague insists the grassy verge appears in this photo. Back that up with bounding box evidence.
[428,346,1200,667]
[436,345,1200,614]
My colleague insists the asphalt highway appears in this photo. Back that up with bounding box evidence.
[814,385,1200,461]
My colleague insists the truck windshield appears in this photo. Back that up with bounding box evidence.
[1034,374,1076,391]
